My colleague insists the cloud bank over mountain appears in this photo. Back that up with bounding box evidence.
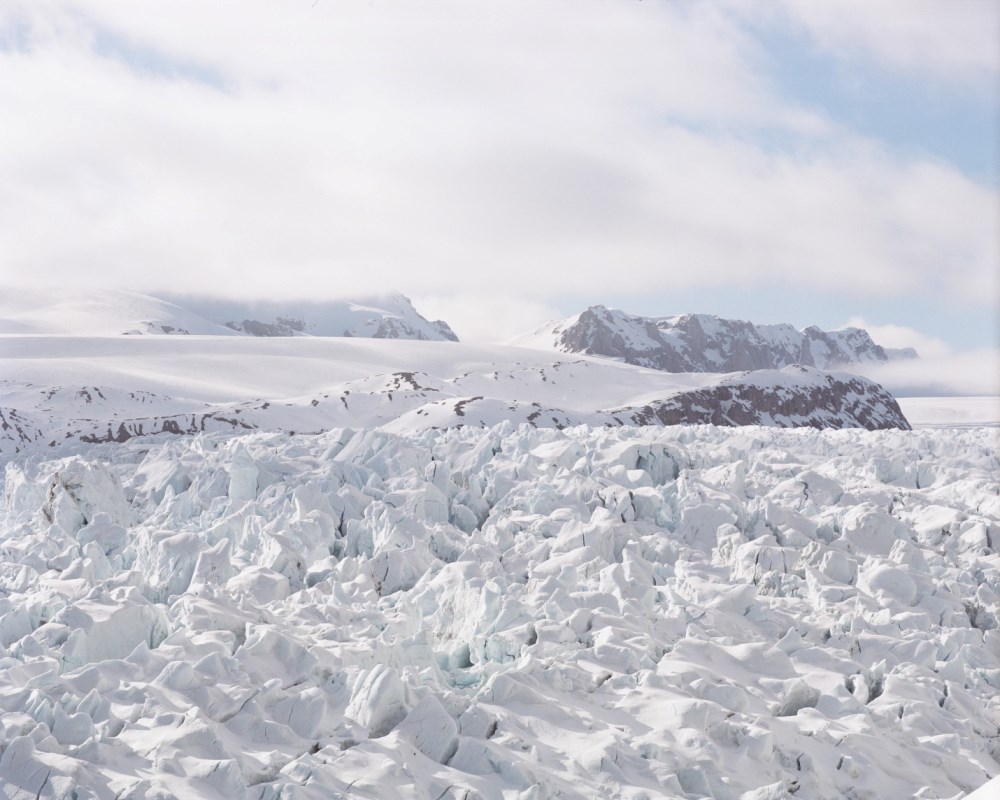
[0,2,996,348]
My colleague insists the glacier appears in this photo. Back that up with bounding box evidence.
[0,422,996,799]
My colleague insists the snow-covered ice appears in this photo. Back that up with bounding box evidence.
[0,422,996,798]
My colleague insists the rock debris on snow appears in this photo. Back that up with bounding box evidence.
[1,361,909,461]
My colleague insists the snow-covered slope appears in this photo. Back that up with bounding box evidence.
[513,306,917,372]
[0,290,458,341]
[0,289,239,336]
[0,338,910,460]
[170,294,459,341]
[898,397,1000,429]
[0,423,995,798]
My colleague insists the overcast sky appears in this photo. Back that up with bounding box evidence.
[1,1,997,359]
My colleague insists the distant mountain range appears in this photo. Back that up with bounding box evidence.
[512,305,917,372]
[0,291,921,453]
[2,291,915,378]
[173,294,459,341]
[0,289,458,342]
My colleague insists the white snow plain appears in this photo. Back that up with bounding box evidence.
[0,422,997,799]
[897,397,1000,430]
[0,336,911,463]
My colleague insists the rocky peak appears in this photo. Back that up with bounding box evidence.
[524,306,916,373]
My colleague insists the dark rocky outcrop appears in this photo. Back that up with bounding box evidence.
[225,318,304,337]
[612,366,911,431]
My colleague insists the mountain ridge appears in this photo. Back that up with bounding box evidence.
[0,289,459,342]
[513,305,919,372]
[188,294,459,341]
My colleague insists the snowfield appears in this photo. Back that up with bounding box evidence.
[0,423,997,799]
[0,337,910,463]
[0,289,457,341]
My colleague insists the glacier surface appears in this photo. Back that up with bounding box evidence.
[0,423,997,799]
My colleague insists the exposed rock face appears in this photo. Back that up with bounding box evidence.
[405,367,911,432]
[521,306,918,372]
[430,320,460,342]
[225,317,306,337]
[371,315,458,341]
[613,366,911,431]
[126,323,193,335]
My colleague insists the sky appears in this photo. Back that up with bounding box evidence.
[1,1,998,371]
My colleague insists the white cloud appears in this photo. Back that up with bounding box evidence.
[767,0,1000,83]
[412,294,561,345]
[842,317,952,359]
[850,348,1000,398]
[0,1,995,342]
[842,316,1000,396]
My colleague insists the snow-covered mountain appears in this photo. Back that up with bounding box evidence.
[181,294,460,341]
[0,289,459,342]
[0,337,910,461]
[0,289,240,336]
[158,293,457,341]
[513,306,918,372]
